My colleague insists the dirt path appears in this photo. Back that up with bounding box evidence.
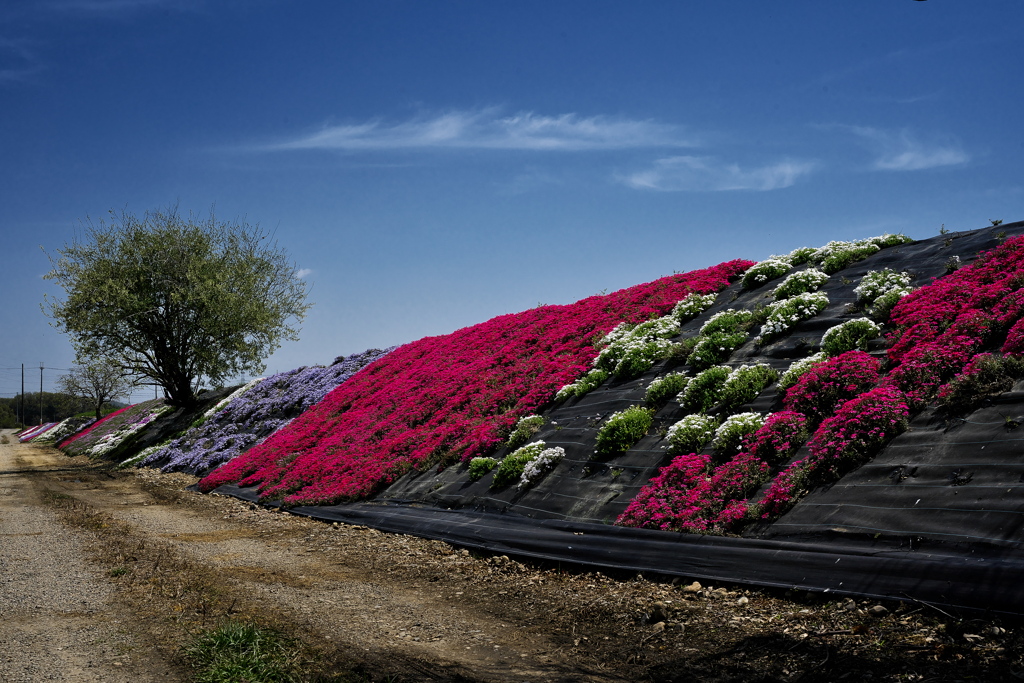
[4,430,1023,682]
[2,434,625,682]
[0,433,184,681]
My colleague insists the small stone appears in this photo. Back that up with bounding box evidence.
[650,601,669,623]
[737,596,749,606]
[987,626,1005,637]
[651,621,666,633]
[868,605,889,618]
[682,581,702,593]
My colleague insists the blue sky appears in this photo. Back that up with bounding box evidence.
[1,1,1022,402]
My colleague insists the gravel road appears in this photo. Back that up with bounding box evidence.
[0,432,183,681]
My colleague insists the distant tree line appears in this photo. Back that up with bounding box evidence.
[0,392,122,429]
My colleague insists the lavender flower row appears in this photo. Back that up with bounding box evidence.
[141,347,394,474]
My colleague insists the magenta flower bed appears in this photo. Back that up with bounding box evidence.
[783,351,880,422]
[888,236,1024,362]
[743,411,809,465]
[758,386,909,517]
[617,452,769,533]
[617,410,809,531]
[198,260,752,504]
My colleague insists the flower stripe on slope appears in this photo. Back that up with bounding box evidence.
[758,386,909,518]
[57,405,131,449]
[141,348,393,474]
[199,260,752,504]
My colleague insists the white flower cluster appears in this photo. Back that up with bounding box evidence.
[666,413,718,454]
[678,365,732,413]
[646,372,689,398]
[555,368,607,400]
[689,333,745,367]
[771,268,829,301]
[756,234,912,280]
[514,414,543,430]
[88,405,174,458]
[117,442,166,469]
[712,411,766,454]
[671,292,718,321]
[778,351,827,390]
[32,416,90,444]
[592,314,681,377]
[809,239,878,263]
[820,317,882,356]
[518,446,565,488]
[720,363,777,395]
[757,292,829,342]
[741,258,793,288]
[854,268,914,319]
[854,268,912,302]
[699,309,753,335]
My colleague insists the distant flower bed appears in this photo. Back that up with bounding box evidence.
[19,422,58,442]
[29,416,95,444]
[198,259,752,504]
[62,400,170,458]
[58,405,131,449]
[141,348,393,474]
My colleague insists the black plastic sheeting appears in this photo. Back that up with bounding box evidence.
[215,483,1024,617]
[764,390,1024,549]
[209,222,1024,614]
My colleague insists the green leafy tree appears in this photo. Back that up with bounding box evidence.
[57,358,137,419]
[43,207,312,407]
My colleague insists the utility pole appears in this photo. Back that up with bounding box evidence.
[39,363,44,424]
[20,363,24,427]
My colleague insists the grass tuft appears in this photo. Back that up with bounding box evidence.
[185,620,303,683]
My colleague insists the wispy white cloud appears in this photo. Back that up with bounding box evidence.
[848,126,968,171]
[294,268,313,279]
[267,108,691,152]
[621,156,816,192]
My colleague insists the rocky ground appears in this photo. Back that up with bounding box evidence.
[1,430,1022,682]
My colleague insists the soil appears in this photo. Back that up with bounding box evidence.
[2,430,1023,682]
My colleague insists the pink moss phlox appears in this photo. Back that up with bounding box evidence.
[758,386,908,521]
[757,459,812,519]
[199,260,753,505]
[888,235,1024,362]
[805,385,909,477]
[57,404,132,449]
[744,410,809,465]
[783,351,880,422]
[616,451,768,533]
[881,335,976,408]
[1003,318,1024,356]
[935,352,995,403]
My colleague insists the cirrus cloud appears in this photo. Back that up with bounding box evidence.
[266,108,693,152]
[848,126,969,171]
[621,155,816,192]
